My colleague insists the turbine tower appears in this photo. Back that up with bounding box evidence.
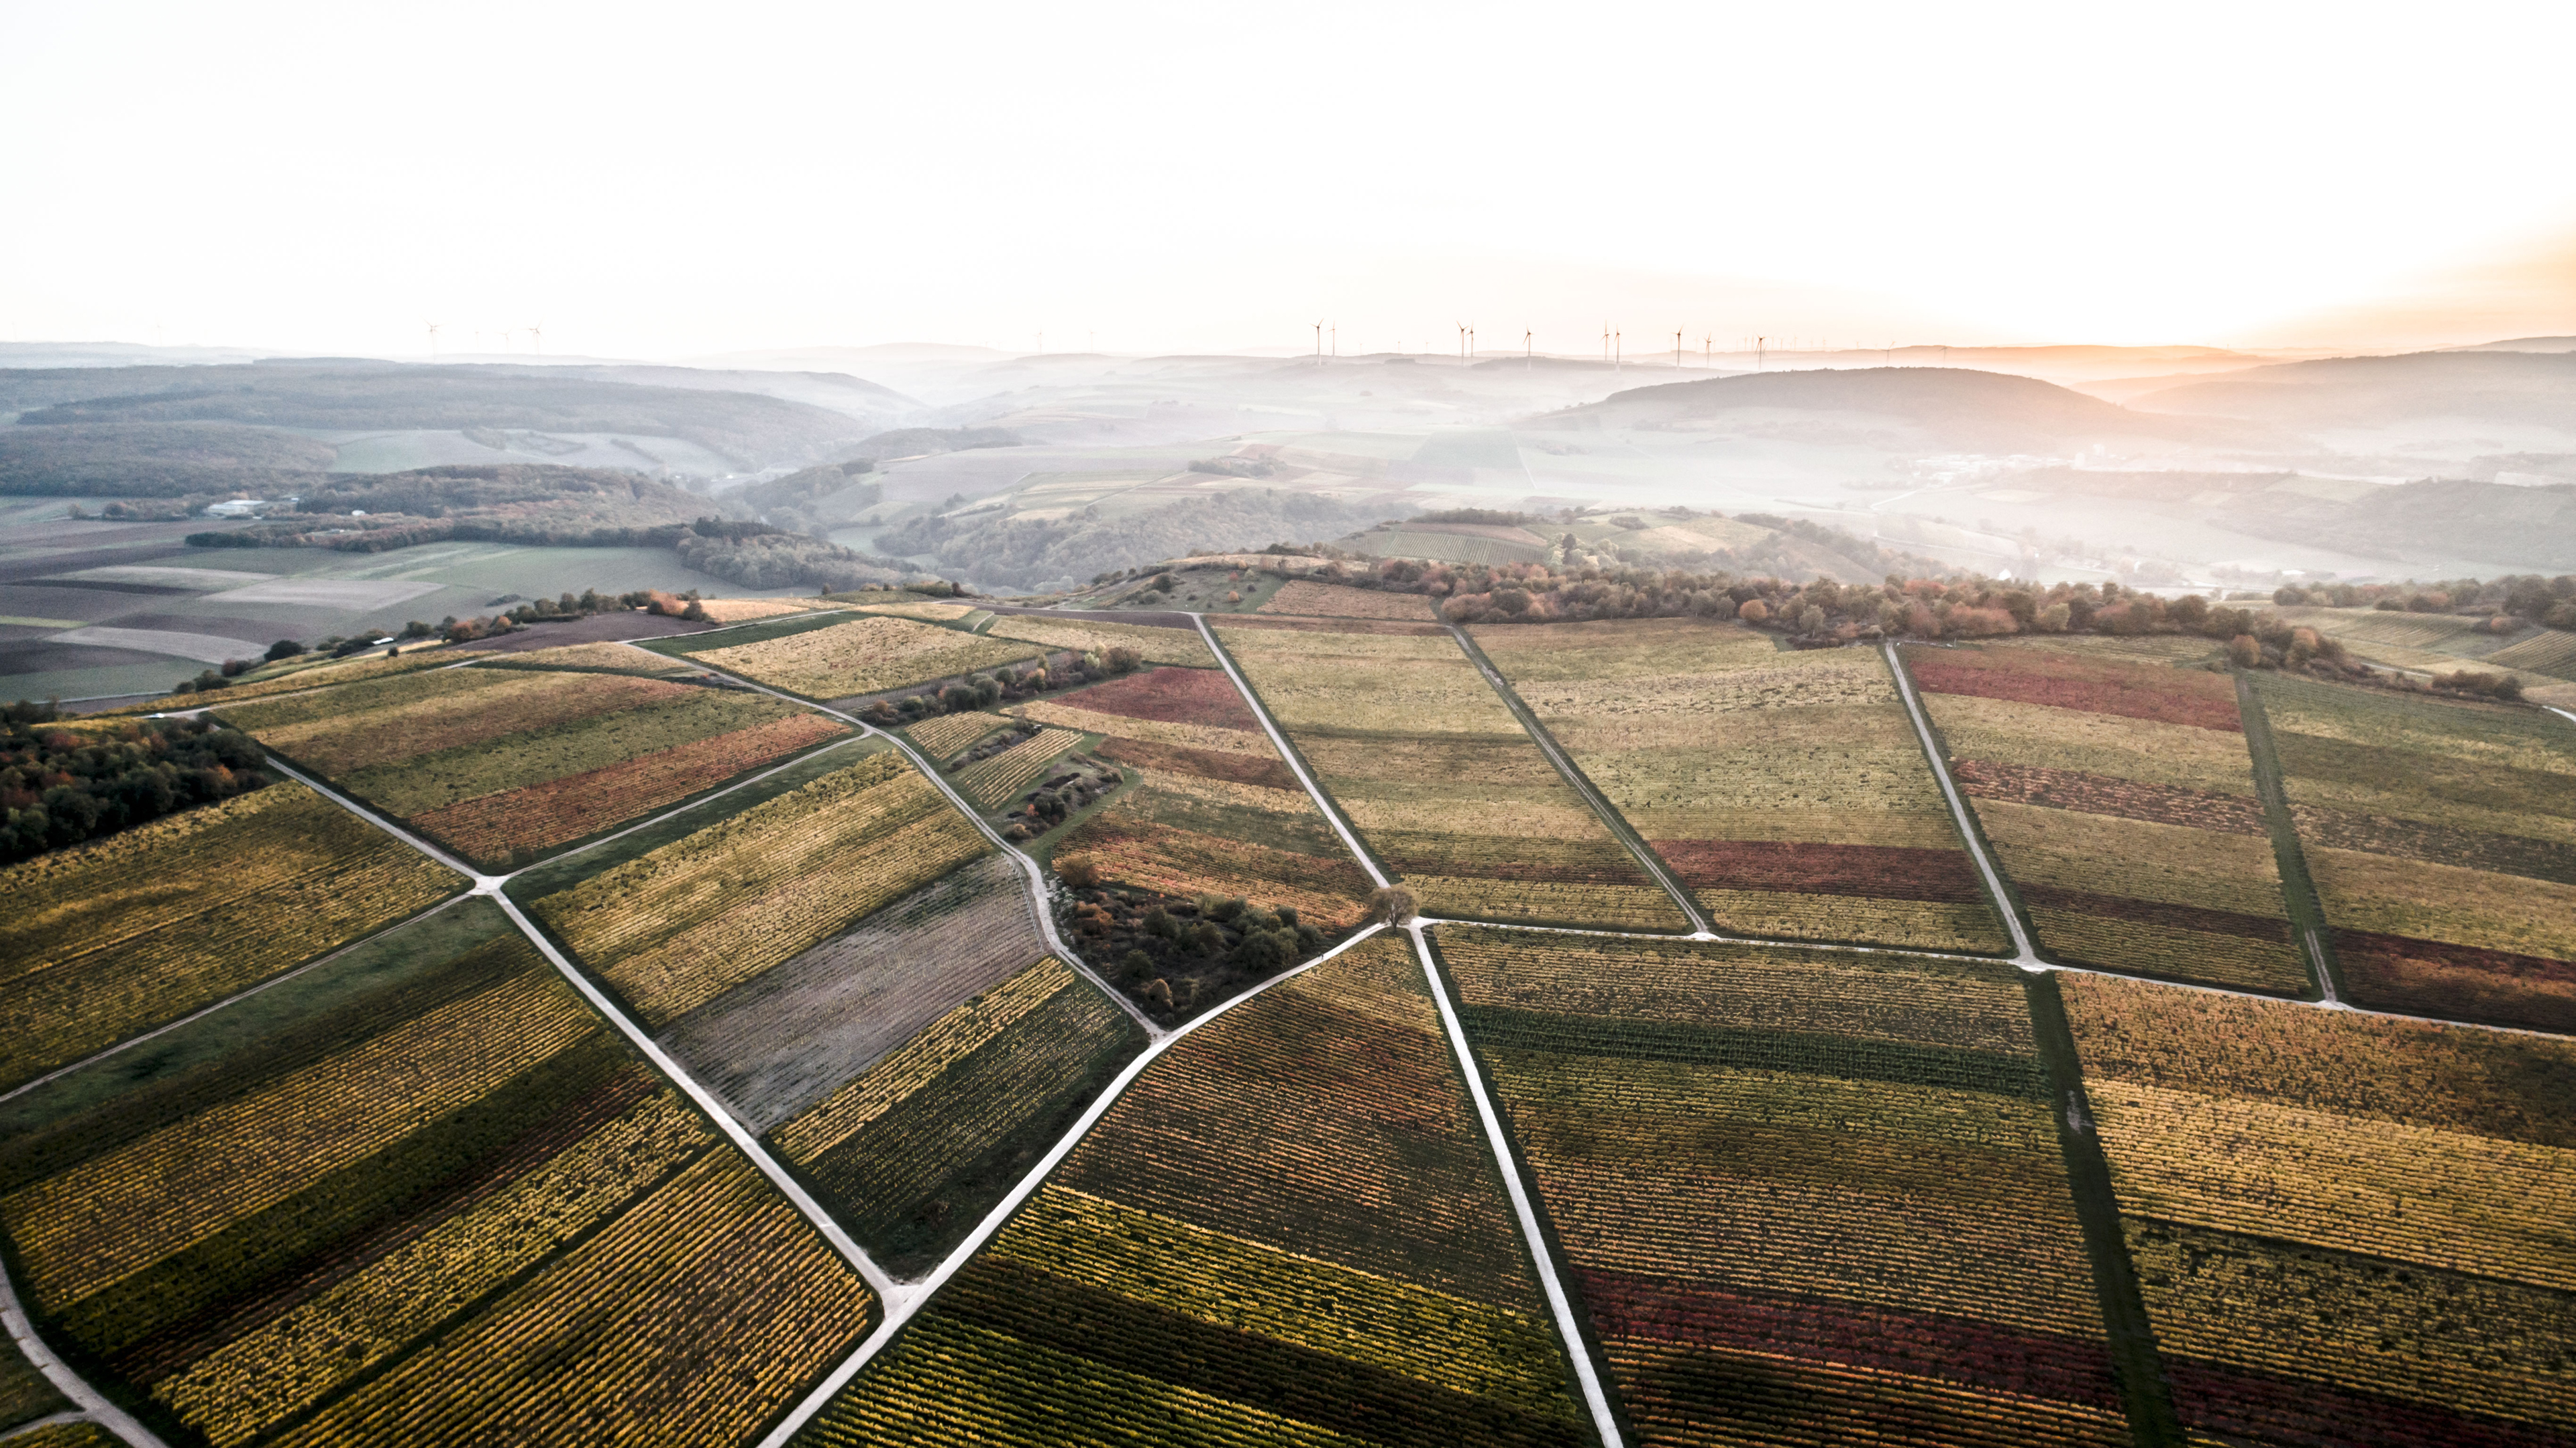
[528,322,542,356]
[1524,329,1532,369]
[1674,329,1682,368]
[425,322,441,361]
[1757,336,1766,370]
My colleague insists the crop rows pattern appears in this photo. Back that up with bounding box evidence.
[1438,925,2129,1446]
[1258,579,1438,619]
[2251,670,2576,1030]
[775,955,1148,1274]
[794,935,1589,1444]
[1216,620,1686,931]
[905,709,1012,756]
[1906,640,2310,990]
[692,613,1042,700]
[0,901,875,1447]
[0,783,462,1091]
[663,852,1047,1131]
[103,646,462,717]
[2065,974,2576,1444]
[1033,666,1374,927]
[224,662,845,866]
[953,727,1084,808]
[531,751,990,1026]
[409,711,848,864]
[1474,619,2008,951]
[981,614,1216,666]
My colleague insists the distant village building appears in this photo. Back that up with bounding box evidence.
[201,499,266,517]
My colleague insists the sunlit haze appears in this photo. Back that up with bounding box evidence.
[4,0,2571,358]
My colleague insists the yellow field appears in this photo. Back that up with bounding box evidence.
[694,615,1041,699]
[0,786,464,1089]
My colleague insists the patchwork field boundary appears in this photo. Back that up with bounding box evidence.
[1442,623,1714,936]
[608,643,1163,1042]
[2233,674,2343,1002]
[2023,974,2186,1446]
[747,924,1397,1448]
[0,892,479,1110]
[1,1255,165,1448]
[1406,921,1630,1448]
[1191,615,1393,890]
[230,760,910,1301]
[1884,640,2042,964]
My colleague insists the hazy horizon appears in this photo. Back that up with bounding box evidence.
[4,1,2571,362]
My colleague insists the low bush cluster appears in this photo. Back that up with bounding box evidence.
[1059,880,1322,1021]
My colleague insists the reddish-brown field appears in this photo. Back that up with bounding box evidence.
[1908,650,2243,731]
[412,713,847,863]
[1650,840,1994,904]
[1047,666,1262,729]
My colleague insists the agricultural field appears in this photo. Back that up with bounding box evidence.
[793,934,1594,1447]
[525,748,989,1029]
[2249,671,2576,1030]
[1904,639,2312,992]
[2485,627,2576,680]
[96,645,466,717]
[952,727,1084,809]
[1258,579,1438,619]
[904,709,1012,757]
[769,953,1147,1276]
[1473,618,2006,951]
[686,613,1042,701]
[2064,974,2576,1444]
[0,898,877,1448]
[1018,665,1375,933]
[1214,619,1688,931]
[1,782,463,1092]
[1436,926,2133,1447]
[980,613,1216,666]
[471,640,699,676]
[1,1336,68,1433]
[218,664,847,868]
[692,597,843,624]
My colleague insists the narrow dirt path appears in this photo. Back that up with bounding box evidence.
[1444,623,1712,935]
[1191,615,1391,889]
[1884,640,2042,964]
[621,643,1161,1039]
[1407,923,1630,1448]
[2,1256,168,1448]
[1191,613,1629,1444]
[2235,673,2343,1003]
[747,923,1393,1448]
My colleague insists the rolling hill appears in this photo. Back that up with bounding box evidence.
[1540,365,2257,451]
[2129,350,2576,431]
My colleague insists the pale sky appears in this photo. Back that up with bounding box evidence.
[3,0,2570,359]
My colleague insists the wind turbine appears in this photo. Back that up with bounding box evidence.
[425,322,441,361]
[1524,329,1532,369]
[1602,323,1610,364]
[527,322,543,356]
[1674,329,1682,368]
[1468,325,1476,360]
[1456,322,1466,365]
[1758,337,1766,370]
[1314,321,1324,366]
[1703,333,1711,368]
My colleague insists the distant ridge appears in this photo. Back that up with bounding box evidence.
[1539,364,2248,450]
